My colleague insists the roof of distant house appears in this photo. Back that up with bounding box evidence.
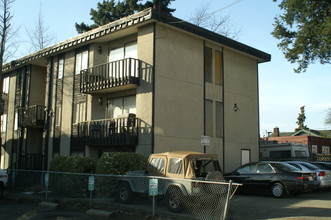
[269,128,331,138]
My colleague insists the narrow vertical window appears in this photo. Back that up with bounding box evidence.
[55,106,62,126]
[2,76,9,94]
[216,102,223,138]
[1,114,7,132]
[73,102,86,123]
[204,47,212,83]
[14,112,18,131]
[215,50,223,85]
[58,57,64,79]
[205,99,213,136]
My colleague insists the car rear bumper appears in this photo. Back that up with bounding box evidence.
[319,179,331,188]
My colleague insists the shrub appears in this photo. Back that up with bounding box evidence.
[95,152,147,197]
[49,156,96,197]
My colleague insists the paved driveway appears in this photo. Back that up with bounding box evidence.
[228,190,331,220]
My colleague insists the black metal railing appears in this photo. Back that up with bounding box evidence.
[76,116,139,146]
[80,58,141,93]
[9,153,43,170]
[18,105,46,128]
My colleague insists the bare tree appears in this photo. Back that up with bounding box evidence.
[326,108,331,125]
[0,0,15,115]
[189,2,242,40]
[25,4,55,51]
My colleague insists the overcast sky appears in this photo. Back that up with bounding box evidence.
[10,0,331,136]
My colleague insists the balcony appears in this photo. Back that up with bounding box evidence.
[76,116,139,147]
[80,58,141,94]
[18,105,46,128]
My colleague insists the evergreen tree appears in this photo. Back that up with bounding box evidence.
[295,106,308,131]
[75,0,175,33]
[272,0,331,73]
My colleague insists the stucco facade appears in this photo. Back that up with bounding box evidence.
[0,8,270,172]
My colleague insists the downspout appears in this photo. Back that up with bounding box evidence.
[43,57,53,170]
[151,22,156,154]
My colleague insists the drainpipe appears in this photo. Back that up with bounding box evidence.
[43,57,53,170]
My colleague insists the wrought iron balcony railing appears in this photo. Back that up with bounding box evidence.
[80,58,141,93]
[76,116,138,147]
[18,105,46,128]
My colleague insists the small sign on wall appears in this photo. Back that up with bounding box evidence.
[201,136,210,146]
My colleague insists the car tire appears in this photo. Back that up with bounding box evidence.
[166,187,184,213]
[271,182,285,198]
[117,182,134,204]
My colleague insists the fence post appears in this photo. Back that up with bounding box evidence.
[223,180,232,220]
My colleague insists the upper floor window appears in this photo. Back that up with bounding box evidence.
[322,146,330,155]
[109,41,137,62]
[75,50,88,75]
[311,145,318,154]
[55,106,62,126]
[107,95,136,119]
[204,46,223,85]
[58,57,64,79]
[2,76,9,94]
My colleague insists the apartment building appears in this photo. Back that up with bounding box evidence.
[0,8,270,172]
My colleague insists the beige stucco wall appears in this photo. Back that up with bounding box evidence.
[154,23,204,153]
[223,48,259,172]
[136,24,154,156]
[60,51,75,156]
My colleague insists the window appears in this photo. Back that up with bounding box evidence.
[109,41,137,78]
[148,158,165,173]
[73,102,86,123]
[204,47,212,83]
[322,146,330,155]
[237,163,256,174]
[216,102,223,137]
[2,76,9,94]
[205,99,213,136]
[14,112,18,131]
[168,158,183,174]
[107,96,136,118]
[55,106,62,126]
[312,145,318,154]
[1,114,7,132]
[256,164,274,173]
[215,50,223,85]
[58,57,64,79]
[75,50,88,75]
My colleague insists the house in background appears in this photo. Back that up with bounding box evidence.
[264,127,331,155]
[0,8,270,172]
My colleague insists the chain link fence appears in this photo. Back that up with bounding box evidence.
[6,169,240,220]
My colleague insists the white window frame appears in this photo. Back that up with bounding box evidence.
[311,145,318,154]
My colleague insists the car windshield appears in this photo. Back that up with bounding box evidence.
[192,158,221,178]
[272,163,300,172]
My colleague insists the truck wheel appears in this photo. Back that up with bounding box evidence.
[271,183,285,198]
[117,182,134,203]
[166,188,183,213]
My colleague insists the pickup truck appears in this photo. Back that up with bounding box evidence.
[117,151,225,212]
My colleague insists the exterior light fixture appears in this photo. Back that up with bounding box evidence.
[97,46,102,54]
[233,103,239,112]
[98,97,103,105]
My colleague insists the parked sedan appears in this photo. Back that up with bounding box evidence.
[0,169,8,197]
[224,162,320,198]
[285,161,331,189]
[310,162,331,170]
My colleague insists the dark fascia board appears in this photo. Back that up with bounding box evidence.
[151,10,271,63]
[3,8,271,72]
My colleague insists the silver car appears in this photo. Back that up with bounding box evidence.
[0,169,8,197]
[285,161,331,189]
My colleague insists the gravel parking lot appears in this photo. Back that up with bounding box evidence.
[228,190,331,220]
